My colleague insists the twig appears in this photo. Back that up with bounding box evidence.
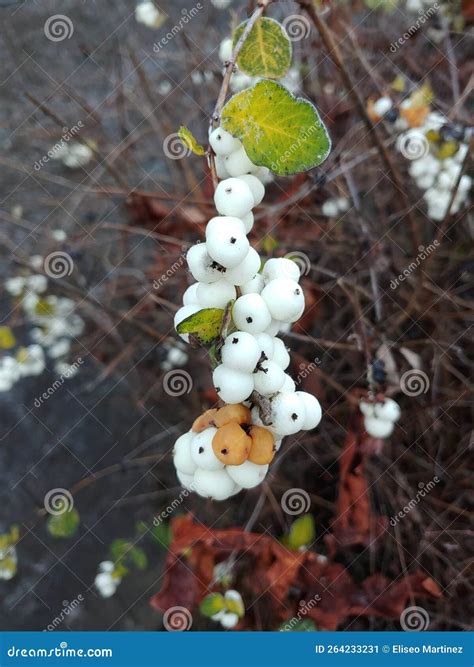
[208,0,273,187]
[298,1,422,251]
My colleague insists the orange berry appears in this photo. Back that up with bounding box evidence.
[248,426,275,465]
[214,403,251,428]
[212,422,251,465]
[192,409,218,433]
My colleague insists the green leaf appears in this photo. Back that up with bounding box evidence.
[279,618,317,631]
[0,326,16,350]
[178,126,206,156]
[47,508,80,539]
[176,308,225,346]
[261,235,278,255]
[233,18,292,79]
[110,539,147,571]
[287,514,315,550]
[221,80,331,176]
[200,593,226,618]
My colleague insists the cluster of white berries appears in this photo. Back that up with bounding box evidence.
[172,127,323,500]
[406,141,470,221]
[360,397,401,439]
[321,196,350,218]
[370,96,471,222]
[1,264,84,390]
[94,561,122,598]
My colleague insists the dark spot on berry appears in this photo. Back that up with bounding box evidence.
[215,386,221,392]
[232,337,239,344]
[225,187,232,194]
[295,288,301,295]
[246,316,253,323]
[198,447,204,454]
[291,413,298,421]
[221,448,228,455]
[230,237,236,244]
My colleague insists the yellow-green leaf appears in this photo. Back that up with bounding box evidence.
[178,126,205,156]
[221,80,331,176]
[0,326,16,350]
[409,82,433,109]
[287,514,315,550]
[47,508,80,539]
[176,308,225,346]
[233,17,292,79]
[200,592,225,618]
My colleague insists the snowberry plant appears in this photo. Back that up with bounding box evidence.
[169,10,331,501]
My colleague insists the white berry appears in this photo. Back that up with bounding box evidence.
[272,337,290,369]
[224,248,261,286]
[191,428,224,471]
[240,273,264,295]
[176,470,194,490]
[187,243,223,283]
[263,257,300,283]
[364,416,394,439]
[281,374,296,393]
[173,432,197,475]
[296,391,322,430]
[224,145,256,177]
[261,278,305,322]
[232,294,272,334]
[183,283,200,306]
[237,174,265,206]
[207,233,249,270]
[196,279,236,308]
[209,127,241,156]
[220,612,239,629]
[215,155,230,179]
[254,360,285,397]
[254,332,274,360]
[213,364,254,403]
[270,392,306,435]
[193,468,236,500]
[373,398,401,422]
[241,211,254,233]
[226,460,268,488]
[221,331,261,373]
[214,178,254,217]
